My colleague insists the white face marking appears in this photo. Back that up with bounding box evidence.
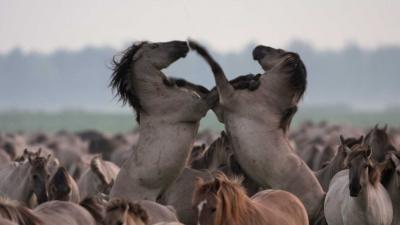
[197,200,207,225]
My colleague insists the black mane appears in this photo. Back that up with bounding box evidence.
[110,42,146,123]
[290,55,307,102]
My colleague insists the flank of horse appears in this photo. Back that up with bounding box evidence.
[193,172,308,225]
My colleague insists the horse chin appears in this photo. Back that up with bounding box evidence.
[36,192,49,204]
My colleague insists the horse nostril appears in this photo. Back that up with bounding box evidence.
[252,47,265,60]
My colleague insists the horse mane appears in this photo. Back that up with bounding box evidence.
[196,172,259,225]
[90,156,112,187]
[0,198,44,225]
[106,198,149,225]
[279,106,298,134]
[343,136,363,148]
[288,53,307,103]
[380,151,400,186]
[80,197,106,225]
[110,42,146,123]
[169,77,210,95]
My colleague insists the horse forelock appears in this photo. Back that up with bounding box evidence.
[110,42,147,123]
[195,173,256,225]
[348,144,381,186]
[30,157,48,170]
[106,199,149,224]
[215,179,255,225]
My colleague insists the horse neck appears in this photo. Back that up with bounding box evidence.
[326,152,346,179]
[133,60,163,82]
[10,163,34,204]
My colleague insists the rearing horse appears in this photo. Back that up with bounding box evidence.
[109,41,212,201]
[189,41,325,224]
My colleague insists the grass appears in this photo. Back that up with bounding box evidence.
[0,106,399,134]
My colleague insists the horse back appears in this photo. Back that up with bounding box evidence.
[251,189,309,225]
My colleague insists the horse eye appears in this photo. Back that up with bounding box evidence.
[211,207,216,213]
[150,43,159,49]
[33,174,38,180]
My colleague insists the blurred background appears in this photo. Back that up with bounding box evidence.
[1,0,399,133]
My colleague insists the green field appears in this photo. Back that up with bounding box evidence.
[0,106,399,134]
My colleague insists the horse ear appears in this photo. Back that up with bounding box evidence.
[360,135,366,145]
[374,124,379,130]
[212,179,221,192]
[358,135,364,144]
[339,135,345,146]
[132,47,143,61]
[23,148,28,155]
[195,177,204,188]
[344,145,352,155]
[365,146,372,159]
[383,124,388,132]
[37,148,42,156]
[46,154,52,162]
[108,178,115,187]
[390,153,400,167]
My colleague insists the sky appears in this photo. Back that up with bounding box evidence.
[1,0,399,53]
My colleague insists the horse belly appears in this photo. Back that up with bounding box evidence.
[111,123,198,201]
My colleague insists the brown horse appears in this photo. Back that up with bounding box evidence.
[193,172,308,225]
[365,124,397,162]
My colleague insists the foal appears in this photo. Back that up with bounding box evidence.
[192,172,308,225]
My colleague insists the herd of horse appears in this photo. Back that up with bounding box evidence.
[0,40,399,225]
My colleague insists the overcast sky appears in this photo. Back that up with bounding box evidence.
[1,0,399,53]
